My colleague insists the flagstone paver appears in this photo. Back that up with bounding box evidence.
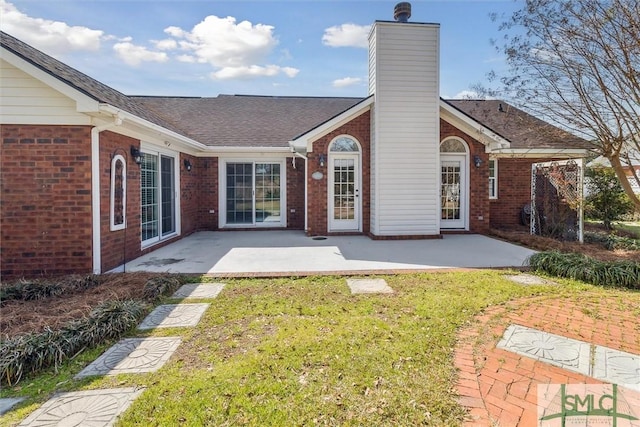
[75,337,181,378]
[171,283,225,299]
[17,388,143,427]
[505,274,557,286]
[347,278,393,294]
[454,293,640,426]
[593,347,640,391]
[137,303,209,329]
[0,397,24,415]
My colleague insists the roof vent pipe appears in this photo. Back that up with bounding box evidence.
[393,2,411,22]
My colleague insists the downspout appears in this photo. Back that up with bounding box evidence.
[91,116,122,274]
[292,150,309,232]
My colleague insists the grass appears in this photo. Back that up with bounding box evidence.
[616,221,640,238]
[0,272,634,426]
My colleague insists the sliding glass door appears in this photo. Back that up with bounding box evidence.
[225,161,283,227]
[141,152,177,245]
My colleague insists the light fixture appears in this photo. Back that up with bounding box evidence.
[184,159,192,172]
[319,154,326,168]
[474,155,483,168]
[130,146,142,165]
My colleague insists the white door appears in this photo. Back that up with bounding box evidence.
[441,156,467,229]
[329,155,360,231]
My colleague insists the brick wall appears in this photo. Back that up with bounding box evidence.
[287,156,305,229]
[196,157,218,230]
[1,125,93,278]
[490,158,546,230]
[307,111,371,236]
[440,120,490,233]
[99,132,142,273]
[181,153,199,234]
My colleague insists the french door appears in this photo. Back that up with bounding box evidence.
[141,152,176,246]
[329,154,360,231]
[440,155,467,229]
[224,161,284,227]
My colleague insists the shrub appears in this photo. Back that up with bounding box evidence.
[0,275,102,305]
[0,275,182,386]
[584,231,640,251]
[584,167,634,229]
[528,251,639,288]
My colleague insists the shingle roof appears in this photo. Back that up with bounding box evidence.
[133,95,364,147]
[445,99,591,150]
[2,30,590,152]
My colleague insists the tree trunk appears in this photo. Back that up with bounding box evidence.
[609,154,640,212]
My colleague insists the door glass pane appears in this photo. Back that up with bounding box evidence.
[441,163,461,220]
[141,153,158,241]
[255,163,281,223]
[333,158,355,220]
[226,163,253,224]
[161,155,175,235]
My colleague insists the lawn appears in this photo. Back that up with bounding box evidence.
[1,271,625,427]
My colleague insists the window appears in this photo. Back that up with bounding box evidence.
[489,159,498,199]
[330,136,359,152]
[141,151,177,245]
[110,154,126,231]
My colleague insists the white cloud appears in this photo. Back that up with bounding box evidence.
[0,0,103,54]
[453,90,481,99]
[165,15,278,68]
[153,38,178,50]
[176,54,197,63]
[332,77,362,88]
[322,23,370,48]
[211,64,299,80]
[113,42,168,67]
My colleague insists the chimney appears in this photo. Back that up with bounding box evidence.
[393,2,411,22]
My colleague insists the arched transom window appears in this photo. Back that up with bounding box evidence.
[440,138,467,153]
[330,136,360,152]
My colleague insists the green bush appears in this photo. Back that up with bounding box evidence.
[0,275,182,386]
[0,275,101,304]
[584,167,634,229]
[528,251,639,288]
[584,231,640,251]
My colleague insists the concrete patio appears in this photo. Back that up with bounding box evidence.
[120,231,536,275]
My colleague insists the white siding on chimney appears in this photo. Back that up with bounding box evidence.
[368,21,440,236]
[0,59,90,125]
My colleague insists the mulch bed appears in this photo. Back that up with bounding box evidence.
[0,273,159,339]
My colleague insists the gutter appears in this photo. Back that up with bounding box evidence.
[91,114,123,274]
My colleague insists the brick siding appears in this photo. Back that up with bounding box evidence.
[1,125,94,278]
[307,111,371,236]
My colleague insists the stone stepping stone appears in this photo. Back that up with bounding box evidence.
[497,324,592,376]
[347,278,393,294]
[17,387,143,427]
[593,347,640,392]
[505,274,557,286]
[0,397,24,415]
[171,283,225,299]
[75,337,181,378]
[137,303,209,330]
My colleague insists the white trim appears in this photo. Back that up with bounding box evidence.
[110,154,127,231]
[327,135,362,233]
[289,96,374,153]
[218,158,287,229]
[139,145,181,248]
[491,148,590,158]
[489,158,498,200]
[440,137,470,230]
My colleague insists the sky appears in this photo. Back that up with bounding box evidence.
[1,0,521,99]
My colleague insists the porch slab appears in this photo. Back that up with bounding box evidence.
[122,231,535,275]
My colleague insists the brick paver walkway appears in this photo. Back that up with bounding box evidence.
[454,293,640,426]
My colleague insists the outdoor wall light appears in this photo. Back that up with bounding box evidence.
[184,159,193,172]
[319,154,326,168]
[130,146,142,165]
[474,155,483,168]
